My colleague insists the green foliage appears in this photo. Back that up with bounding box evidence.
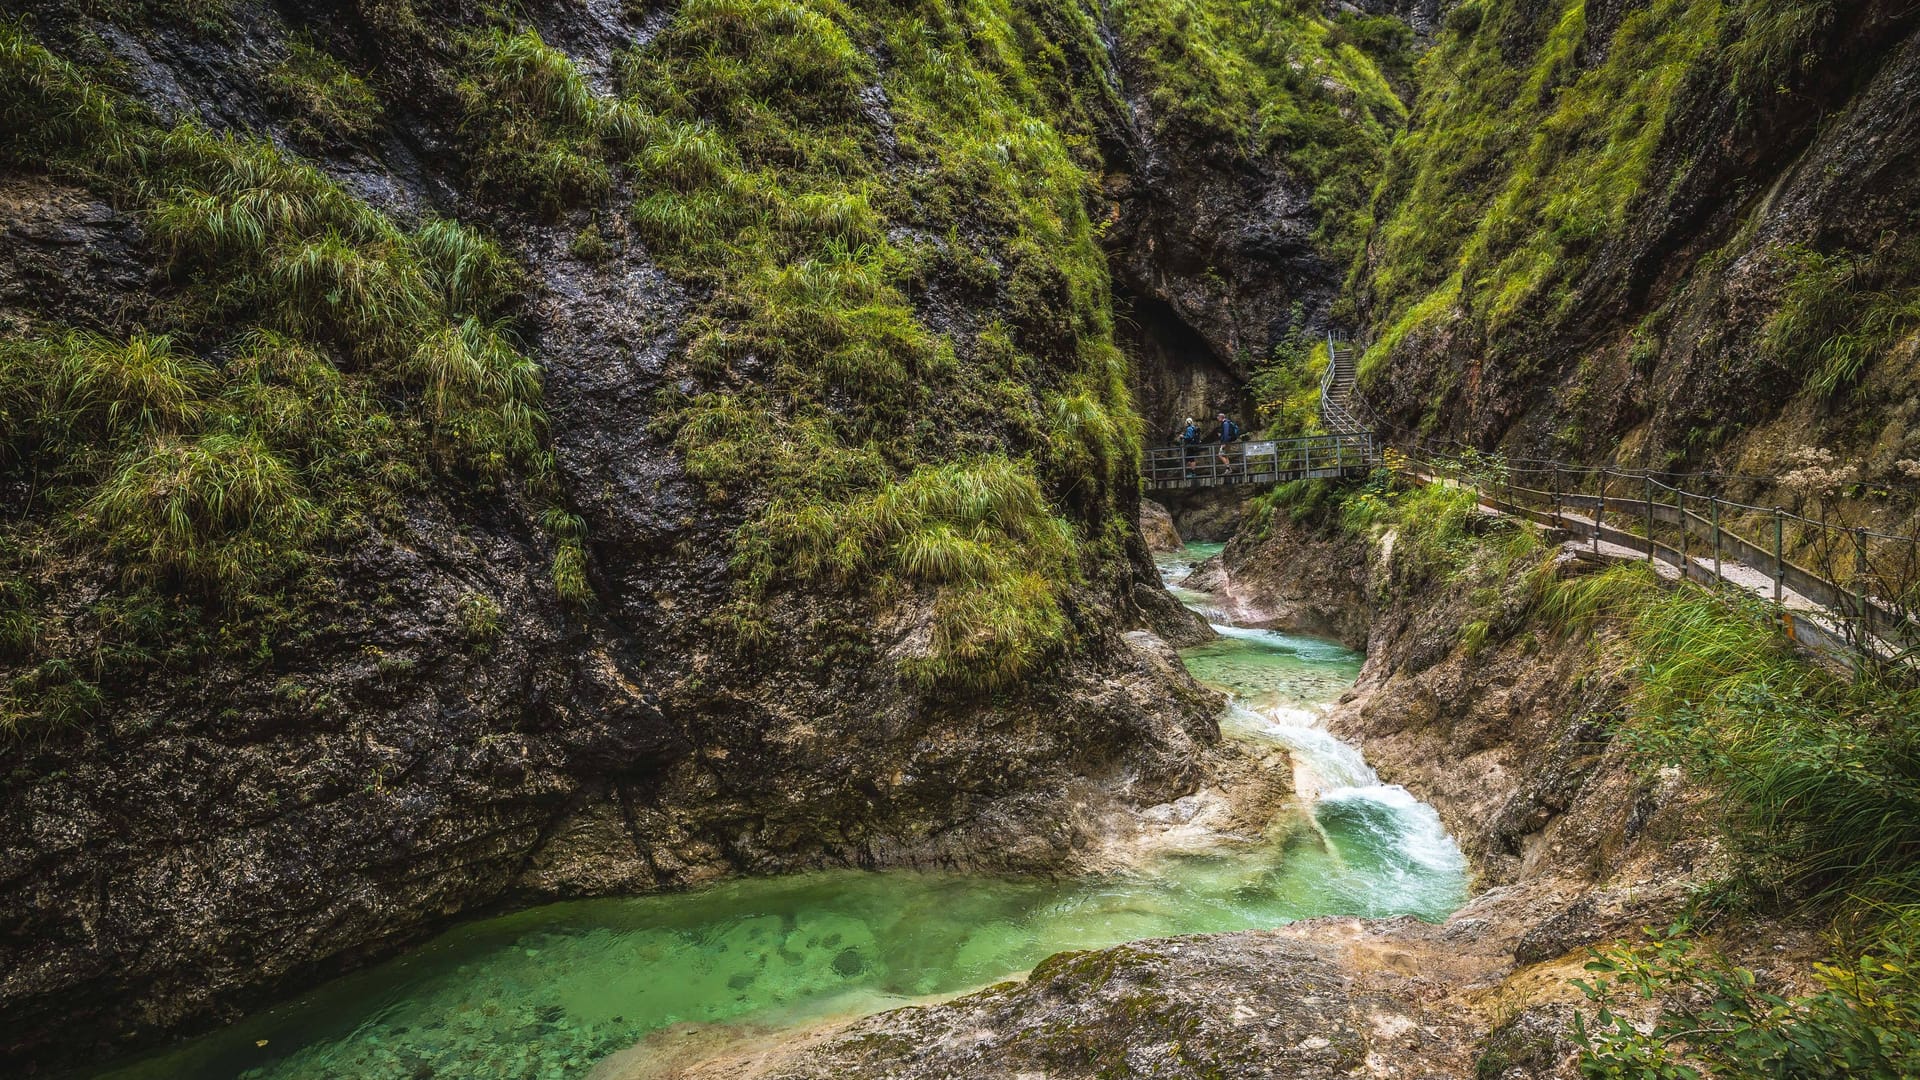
[266,40,381,149]
[0,19,124,163]
[1248,325,1327,437]
[1575,924,1920,1079]
[87,432,320,592]
[1105,0,1404,262]
[1647,611,1918,905]
[0,25,566,736]
[454,28,632,212]
[455,591,504,646]
[1360,0,1776,363]
[1531,553,1920,1079]
[760,457,1078,689]
[1537,562,1664,634]
[1762,241,1920,400]
[608,0,1152,689]
[541,509,592,608]
[1540,569,1920,907]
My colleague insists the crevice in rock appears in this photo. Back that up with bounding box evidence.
[1116,287,1252,442]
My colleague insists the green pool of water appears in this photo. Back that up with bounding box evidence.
[88,539,1466,1080]
[92,832,1463,1080]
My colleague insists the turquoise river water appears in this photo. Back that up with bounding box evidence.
[89,541,1468,1080]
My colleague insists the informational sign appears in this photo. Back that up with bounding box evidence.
[1245,441,1275,457]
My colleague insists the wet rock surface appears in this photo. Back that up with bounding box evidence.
[1137,497,1184,553]
[661,930,1479,1080]
[1191,519,1373,646]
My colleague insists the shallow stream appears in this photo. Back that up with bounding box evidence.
[91,541,1466,1080]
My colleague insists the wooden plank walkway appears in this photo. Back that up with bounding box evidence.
[1409,462,1920,663]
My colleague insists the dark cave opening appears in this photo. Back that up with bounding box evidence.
[1115,289,1254,445]
[1115,289,1259,541]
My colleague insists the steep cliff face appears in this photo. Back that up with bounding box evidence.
[1357,0,1920,529]
[1100,0,1410,435]
[0,0,1271,1066]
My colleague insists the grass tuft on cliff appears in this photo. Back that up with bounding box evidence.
[0,24,568,735]
[595,0,1150,690]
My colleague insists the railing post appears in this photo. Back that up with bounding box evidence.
[1645,473,1655,565]
[1596,469,1607,553]
[1678,488,1688,578]
[1774,508,1785,604]
[1711,495,1722,583]
[1856,526,1873,634]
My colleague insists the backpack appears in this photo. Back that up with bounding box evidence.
[1182,424,1199,443]
[1220,419,1239,442]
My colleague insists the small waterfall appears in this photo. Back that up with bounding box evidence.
[1160,542,1469,888]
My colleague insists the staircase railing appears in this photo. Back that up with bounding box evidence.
[1320,331,1366,436]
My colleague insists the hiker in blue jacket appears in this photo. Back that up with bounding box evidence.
[1179,416,1200,476]
[1214,413,1242,471]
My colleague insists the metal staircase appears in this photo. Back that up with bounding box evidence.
[1138,330,1378,491]
[1319,332,1365,436]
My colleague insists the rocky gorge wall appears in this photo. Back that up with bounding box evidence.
[1356,0,1920,533]
[0,0,1337,1067]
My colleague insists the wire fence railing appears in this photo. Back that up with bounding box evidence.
[1383,428,1920,666]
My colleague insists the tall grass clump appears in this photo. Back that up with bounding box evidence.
[1622,590,1920,907]
[1762,241,1920,400]
[266,39,382,149]
[87,433,320,592]
[0,21,123,161]
[0,26,571,736]
[455,28,619,211]
[749,457,1078,690]
[1509,528,1920,1075]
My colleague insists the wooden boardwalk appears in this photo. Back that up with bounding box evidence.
[1142,334,1376,492]
[1407,458,1920,663]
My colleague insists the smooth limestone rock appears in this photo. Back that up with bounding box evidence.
[1181,522,1372,647]
[1138,497,1184,553]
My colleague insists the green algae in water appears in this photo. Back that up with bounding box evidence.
[91,850,1464,1080]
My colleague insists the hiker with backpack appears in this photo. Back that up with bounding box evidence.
[1214,413,1242,470]
[1178,416,1201,477]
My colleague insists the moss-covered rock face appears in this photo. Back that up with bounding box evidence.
[1355,0,1920,531]
[0,0,1337,1066]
